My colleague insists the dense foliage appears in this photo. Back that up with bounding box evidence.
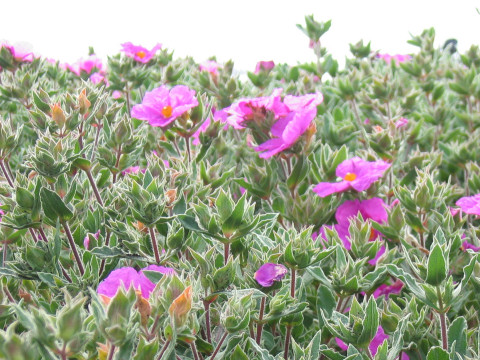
[0,15,480,360]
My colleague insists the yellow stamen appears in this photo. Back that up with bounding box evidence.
[344,172,357,181]
[161,105,173,118]
[136,51,146,59]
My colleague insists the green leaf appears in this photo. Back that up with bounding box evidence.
[426,347,449,360]
[40,187,73,221]
[216,189,234,221]
[32,91,51,113]
[426,245,447,286]
[15,187,34,209]
[448,317,467,357]
[247,338,275,360]
[357,296,379,347]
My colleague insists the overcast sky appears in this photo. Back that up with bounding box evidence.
[2,1,480,71]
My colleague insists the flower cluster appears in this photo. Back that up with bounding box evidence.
[121,42,162,63]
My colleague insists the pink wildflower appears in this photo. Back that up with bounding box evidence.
[377,53,412,65]
[121,42,162,63]
[456,194,480,216]
[395,117,408,129]
[89,72,105,84]
[131,85,198,127]
[461,241,480,252]
[254,60,275,74]
[98,265,176,299]
[313,157,391,198]
[372,279,403,299]
[64,55,104,76]
[112,90,123,99]
[254,263,288,287]
[199,60,220,76]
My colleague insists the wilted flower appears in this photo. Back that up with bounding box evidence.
[313,157,391,198]
[131,85,198,127]
[97,265,176,299]
[254,60,275,74]
[199,60,220,75]
[377,53,412,65]
[121,42,162,63]
[372,279,403,299]
[455,193,480,216]
[254,263,288,287]
[335,326,409,358]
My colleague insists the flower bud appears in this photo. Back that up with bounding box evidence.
[78,88,91,115]
[50,103,66,128]
[169,285,193,328]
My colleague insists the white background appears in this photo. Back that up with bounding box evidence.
[2,0,480,71]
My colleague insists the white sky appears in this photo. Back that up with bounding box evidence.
[2,0,480,71]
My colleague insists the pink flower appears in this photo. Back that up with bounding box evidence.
[64,55,104,76]
[131,85,198,127]
[313,157,391,198]
[98,265,176,299]
[461,241,480,252]
[318,198,387,265]
[254,263,288,287]
[255,60,275,74]
[372,279,403,299]
[112,90,123,99]
[456,194,480,216]
[89,72,105,84]
[377,53,412,65]
[121,42,162,63]
[199,60,219,76]
[226,88,289,129]
[122,166,145,175]
[191,109,230,145]
[395,117,408,129]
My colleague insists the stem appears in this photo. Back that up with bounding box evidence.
[61,220,85,276]
[224,243,230,265]
[99,230,111,276]
[290,268,296,298]
[78,121,84,150]
[284,325,292,360]
[112,146,122,184]
[0,160,14,187]
[185,136,192,163]
[107,344,116,360]
[190,341,200,360]
[157,340,170,360]
[256,296,266,344]
[148,227,161,264]
[85,169,104,206]
[210,331,228,360]
[125,82,131,117]
[5,159,13,182]
[28,228,38,243]
[204,296,212,343]
[1,242,7,267]
[436,286,448,350]
[90,125,102,162]
[3,285,15,303]
[336,296,344,312]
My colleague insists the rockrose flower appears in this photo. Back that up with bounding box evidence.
[1,43,34,63]
[395,117,408,129]
[377,53,412,65]
[254,263,288,287]
[131,85,198,127]
[121,42,162,63]
[64,55,104,76]
[199,60,220,76]
[456,193,480,216]
[372,279,403,299]
[313,157,391,198]
[318,198,388,265]
[97,265,176,299]
[226,89,323,158]
[461,241,480,252]
[255,60,275,74]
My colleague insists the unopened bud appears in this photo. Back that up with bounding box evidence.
[169,285,193,327]
[51,103,66,128]
[166,188,177,205]
[78,88,91,115]
[136,290,151,327]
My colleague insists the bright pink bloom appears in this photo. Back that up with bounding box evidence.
[64,55,104,76]
[254,60,275,74]
[461,241,480,252]
[336,326,409,358]
[98,265,176,299]
[318,198,387,265]
[89,72,105,84]
[395,117,408,129]
[122,166,146,175]
[456,194,480,216]
[132,85,198,127]
[373,279,403,299]
[199,60,219,75]
[121,42,162,63]
[377,53,412,65]
[313,157,391,198]
[226,88,289,129]
[1,43,34,63]
[254,263,287,287]
[112,90,123,99]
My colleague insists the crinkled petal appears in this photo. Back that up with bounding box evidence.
[313,181,351,198]
[359,198,388,223]
[456,194,480,216]
[97,267,140,298]
[254,263,287,287]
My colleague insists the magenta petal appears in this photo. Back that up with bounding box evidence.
[97,267,140,298]
[368,245,385,266]
[456,194,480,216]
[138,265,176,298]
[373,280,403,299]
[254,263,287,287]
[359,198,388,223]
[369,326,389,356]
[313,181,351,198]
[335,337,348,351]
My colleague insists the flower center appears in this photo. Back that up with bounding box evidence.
[136,51,146,59]
[344,172,357,181]
[161,105,173,118]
